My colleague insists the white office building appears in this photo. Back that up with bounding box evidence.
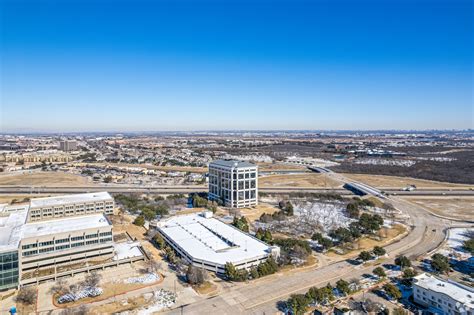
[155,212,279,274]
[27,191,115,222]
[0,192,144,291]
[413,273,474,315]
[208,159,258,208]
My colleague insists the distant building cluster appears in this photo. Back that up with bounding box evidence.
[0,151,72,163]
[58,140,78,152]
[208,159,258,208]
[0,192,143,291]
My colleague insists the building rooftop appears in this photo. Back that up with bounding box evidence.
[29,191,112,208]
[157,213,271,266]
[113,241,143,261]
[0,209,29,252]
[0,203,30,214]
[209,159,257,169]
[22,213,111,239]
[414,273,474,307]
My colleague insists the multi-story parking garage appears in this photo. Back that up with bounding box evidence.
[155,212,279,274]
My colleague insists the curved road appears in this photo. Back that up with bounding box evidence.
[164,196,472,315]
[0,176,470,314]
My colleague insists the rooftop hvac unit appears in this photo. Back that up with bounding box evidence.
[202,211,213,219]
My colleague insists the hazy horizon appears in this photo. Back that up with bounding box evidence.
[1,0,473,132]
[1,128,472,136]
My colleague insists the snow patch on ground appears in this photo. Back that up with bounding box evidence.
[136,289,176,314]
[435,228,472,265]
[440,228,473,261]
[57,287,103,304]
[124,273,160,284]
[294,201,351,232]
[354,158,416,167]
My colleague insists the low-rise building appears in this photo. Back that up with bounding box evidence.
[27,191,115,222]
[20,214,114,286]
[155,212,279,274]
[413,273,474,314]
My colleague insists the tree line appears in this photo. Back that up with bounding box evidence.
[224,257,279,282]
[311,213,384,251]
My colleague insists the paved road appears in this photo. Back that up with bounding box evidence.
[162,186,472,314]
[164,198,468,315]
[3,177,467,314]
[0,186,472,196]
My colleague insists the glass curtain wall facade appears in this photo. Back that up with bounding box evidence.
[0,250,19,290]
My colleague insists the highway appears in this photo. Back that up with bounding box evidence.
[0,185,473,196]
[160,174,473,315]
[1,173,470,314]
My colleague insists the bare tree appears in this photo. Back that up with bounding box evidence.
[81,271,102,288]
[146,229,158,240]
[175,257,189,276]
[145,258,162,274]
[364,299,383,313]
[119,207,125,225]
[68,283,81,294]
[186,265,208,285]
[60,305,89,315]
[50,278,69,296]
[15,287,37,305]
[291,244,309,261]
[229,208,240,217]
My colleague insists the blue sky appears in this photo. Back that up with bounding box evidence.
[1,0,472,132]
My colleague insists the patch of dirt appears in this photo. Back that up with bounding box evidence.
[402,197,474,220]
[258,163,307,171]
[326,224,407,259]
[0,171,91,186]
[193,281,218,296]
[54,279,163,309]
[238,203,280,223]
[89,295,148,314]
[259,173,342,188]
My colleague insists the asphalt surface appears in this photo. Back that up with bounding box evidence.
[160,176,472,315]
[163,196,471,315]
[0,175,471,314]
[0,185,472,196]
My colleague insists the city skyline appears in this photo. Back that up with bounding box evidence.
[1,0,472,132]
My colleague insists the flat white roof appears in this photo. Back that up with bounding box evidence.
[415,273,474,307]
[0,210,29,252]
[210,159,257,169]
[22,213,111,239]
[0,203,29,214]
[113,241,143,261]
[158,213,271,266]
[29,192,113,208]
